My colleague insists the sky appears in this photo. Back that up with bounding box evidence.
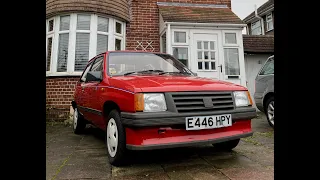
[231,0,268,34]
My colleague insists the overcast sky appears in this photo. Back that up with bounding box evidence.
[231,0,268,33]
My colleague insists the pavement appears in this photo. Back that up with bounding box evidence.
[46,112,274,180]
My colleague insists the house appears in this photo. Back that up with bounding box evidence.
[46,0,248,120]
[242,0,274,109]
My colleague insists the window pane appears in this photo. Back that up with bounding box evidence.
[116,22,122,34]
[97,34,108,55]
[57,34,69,72]
[197,41,202,49]
[197,51,202,59]
[75,33,90,71]
[225,33,237,44]
[46,37,53,71]
[77,15,91,30]
[267,21,273,31]
[98,17,109,32]
[204,41,208,49]
[224,48,240,75]
[172,47,188,66]
[60,16,70,31]
[161,33,166,53]
[198,62,203,70]
[204,51,209,59]
[211,62,216,70]
[49,20,54,32]
[210,41,214,50]
[260,58,274,75]
[80,63,93,82]
[91,57,103,72]
[204,62,209,70]
[210,52,215,60]
[115,39,122,50]
[174,32,186,43]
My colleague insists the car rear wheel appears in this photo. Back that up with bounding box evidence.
[265,97,274,128]
[105,110,127,166]
[213,139,240,151]
[73,108,87,134]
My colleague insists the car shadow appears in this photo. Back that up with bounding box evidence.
[81,125,236,166]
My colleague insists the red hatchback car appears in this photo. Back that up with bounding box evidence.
[72,51,256,166]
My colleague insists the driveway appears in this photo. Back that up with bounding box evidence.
[46,112,274,180]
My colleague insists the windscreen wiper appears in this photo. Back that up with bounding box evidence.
[158,71,192,75]
[123,69,164,76]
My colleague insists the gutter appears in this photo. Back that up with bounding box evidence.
[254,4,265,35]
[164,22,246,28]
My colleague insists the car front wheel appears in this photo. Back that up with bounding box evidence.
[105,110,127,166]
[265,97,274,128]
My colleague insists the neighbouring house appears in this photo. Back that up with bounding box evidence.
[46,0,248,120]
[242,0,274,109]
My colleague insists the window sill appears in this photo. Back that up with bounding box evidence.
[46,72,82,77]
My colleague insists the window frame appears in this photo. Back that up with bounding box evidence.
[266,13,274,32]
[172,30,189,45]
[251,20,262,35]
[223,31,239,46]
[196,40,217,72]
[46,14,126,77]
[172,46,189,67]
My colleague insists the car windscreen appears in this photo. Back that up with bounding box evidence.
[107,52,194,76]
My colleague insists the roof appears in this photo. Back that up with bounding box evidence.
[158,3,244,24]
[242,35,274,53]
[243,0,274,23]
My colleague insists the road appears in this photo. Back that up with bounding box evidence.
[46,112,274,180]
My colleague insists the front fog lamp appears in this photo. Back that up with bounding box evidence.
[135,93,167,112]
[233,91,253,107]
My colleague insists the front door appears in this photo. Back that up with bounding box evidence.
[192,33,222,79]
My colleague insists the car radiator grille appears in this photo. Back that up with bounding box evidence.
[171,92,235,113]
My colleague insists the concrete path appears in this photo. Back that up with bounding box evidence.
[46,112,274,180]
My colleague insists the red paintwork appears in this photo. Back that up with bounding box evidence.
[74,51,252,147]
[126,120,251,146]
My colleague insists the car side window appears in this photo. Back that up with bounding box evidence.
[80,62,93,82]
[259,57,274,75]
[91,56,104,72]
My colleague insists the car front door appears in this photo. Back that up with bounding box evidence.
[83,55,105,128]
[76,61,93,118]
[255,56,274,101]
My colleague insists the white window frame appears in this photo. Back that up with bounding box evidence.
[266,13,274,32]
[172,30,189,45]
[172,46,190,68]
[46,14,126,76]
[222,31,241,77]
[46,17,55,73]
[222,31,239,46]
[196,40,217,72]
[251,20,262,35]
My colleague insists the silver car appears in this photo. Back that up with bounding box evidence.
[254,55,274,127]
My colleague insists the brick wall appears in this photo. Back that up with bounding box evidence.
[46,77,79,121]
[126,0,231,52]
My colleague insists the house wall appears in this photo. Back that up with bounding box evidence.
[244,53,272,110]
[126,0,231,52]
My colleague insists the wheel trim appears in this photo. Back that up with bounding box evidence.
[267,101,274,125]
[107,118,118,158]
[73,108,78,130]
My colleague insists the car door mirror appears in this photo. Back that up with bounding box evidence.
[86,71,102,82]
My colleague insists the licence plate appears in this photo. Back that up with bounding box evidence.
[185,114,232,130]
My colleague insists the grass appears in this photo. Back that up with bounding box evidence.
[241,136,261,146]
[255,131,274,138]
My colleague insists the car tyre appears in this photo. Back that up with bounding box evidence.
[213,139,240,151]
[105,109,127,166]
[264,96,274,128]
[73,107,87,134]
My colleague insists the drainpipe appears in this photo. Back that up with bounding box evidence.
[254,4,265,35]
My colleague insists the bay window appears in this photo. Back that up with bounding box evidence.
[46,14,126,75]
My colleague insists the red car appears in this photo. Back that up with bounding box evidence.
[72,51,256,166]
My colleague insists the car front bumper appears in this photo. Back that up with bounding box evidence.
[122,107,256,150]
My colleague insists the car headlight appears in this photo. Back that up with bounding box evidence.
[233,91,253,107]
[135,93,167,112]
